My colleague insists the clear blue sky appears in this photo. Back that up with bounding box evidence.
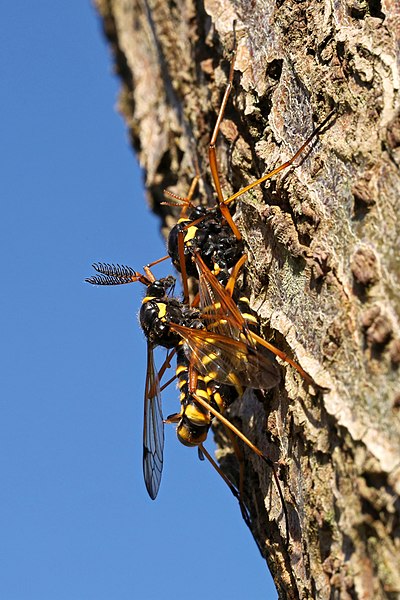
[0,3,277,599]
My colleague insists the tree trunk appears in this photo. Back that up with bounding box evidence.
[94,0,400,597]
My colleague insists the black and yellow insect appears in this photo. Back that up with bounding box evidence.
[167,203,244,288]
[168,251,321,392]
[165,344,242,447]
[159,25,335,304]
[86,262,202,499]
[85,257,287,486]
[84,16,336,557]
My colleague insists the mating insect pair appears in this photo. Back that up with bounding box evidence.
[86,25,333,547]
[86,237,326,548]
[85,254,287,514]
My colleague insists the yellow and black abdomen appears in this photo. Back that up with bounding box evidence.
[235,293,260,335]
[174,346,212,447]
[173,346,243,447]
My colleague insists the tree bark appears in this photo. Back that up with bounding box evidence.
[94,0,400,597]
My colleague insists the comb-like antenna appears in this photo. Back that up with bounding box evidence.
[92,263,137,278]
[85,273,133,286]
[85,263,149,286]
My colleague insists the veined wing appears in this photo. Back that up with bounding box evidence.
[193,252,326,392]
[170,324,280,390]
[143,343,164,500]
[194,252,253,344]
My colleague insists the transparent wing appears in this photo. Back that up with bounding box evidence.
[143,344,164,500]
[194,253,253,343]
[193,252,324,392]
[170,324,280,390]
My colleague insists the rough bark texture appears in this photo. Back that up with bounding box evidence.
[94,0,400,597]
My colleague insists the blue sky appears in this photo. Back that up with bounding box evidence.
[0,3,277,598]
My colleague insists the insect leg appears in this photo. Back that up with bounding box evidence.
[159,373,177,393]
[193,392,289,546]
[199,443,252,529]
[223,426,246,503]
[208,28,242,240]
[143,256,170,281]
[223,109,336,208]
[146,348,177,400]
[223,253,248,298]
[249,331,327,391]
[177,227,190,304]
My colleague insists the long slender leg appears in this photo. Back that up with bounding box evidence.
[210,252,323,388]
[199,443,252,529]
[209,41,236,205]
[144,256,170,278]
[224,426,246,506]
[208,29,242,240]
[193,250,324,390]
[193,392,289,546]
[148,349,176,404]
[208,27,334,240]
[177,228,190,304]
[224,253,248,298]
[159,373,177,393]
[223,109,335,207]
[249,331,327,390]
[183,172,201,217]
[147,348,177,399]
